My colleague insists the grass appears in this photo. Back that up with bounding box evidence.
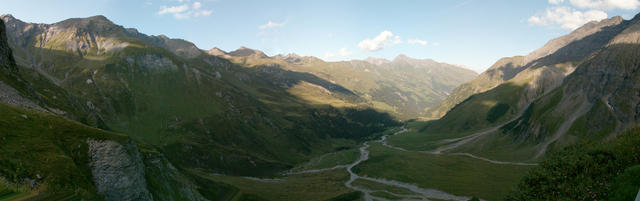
[0,184,30,201]
[386,83,530,152]
[388,88,567,162]
[486,103,510,123]
[567,100,617,141]
[290,148,360,172]
[385,121,452,151]
[353,142,533,200]
[449,131,543,162]
[425,81,528,135]
[189,168,356,201]
[0,102,131,200]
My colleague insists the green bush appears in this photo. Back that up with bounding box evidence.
[608,165,640,201]
[506,128,640,200]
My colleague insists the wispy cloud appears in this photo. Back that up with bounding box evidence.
[407,39,428,46]
[549,0,565,4]
[158,1,212,19]
[529,0,638,30]
[259,21,285,29]
[569,0,640,10]
[358,31,402,52]
[324,48,352,59]
[528,6,607,29]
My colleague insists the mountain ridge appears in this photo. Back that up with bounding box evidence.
[428,15,627,118]
[399,14,640,164]
[214,46,477,119]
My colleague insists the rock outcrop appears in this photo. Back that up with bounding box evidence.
[87,139,154,201]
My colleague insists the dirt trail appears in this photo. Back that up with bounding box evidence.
[381,128,539,166]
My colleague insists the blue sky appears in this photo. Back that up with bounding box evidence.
[2,0,640,72]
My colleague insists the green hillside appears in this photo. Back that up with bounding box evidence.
[217,49,477,120]
[0,15,402,177]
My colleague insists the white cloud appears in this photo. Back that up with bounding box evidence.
[259,21,285,29]
[528,6,607,29]
[158,2,212,19]
[549,0,565,4]
[192,2,202,9]
[407,39,428,46]
[324,48,352,59]
[358,31,402,52]
[392,36,402,44]
[569,0,640,10]
[158,4,189,15]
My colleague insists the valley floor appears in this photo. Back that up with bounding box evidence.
[196,126,534,201]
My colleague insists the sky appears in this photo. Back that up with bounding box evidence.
[2,0,640,73]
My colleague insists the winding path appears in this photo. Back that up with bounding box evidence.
[380,128,538,166]
[382,128,538,166]
[284,124,540,200]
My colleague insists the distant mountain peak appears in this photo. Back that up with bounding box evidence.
[209,47,226,53]
[229,46,268,58]
[207,47,228,57]
[0,14,16,21]
[51,15,120,33]
[393,54,412,62]
[364,57,391,65]
[59,15,114,25]
[285,53,301,58]
[392,54,436,63]
[0,14,25,26]
[85,15,110,22]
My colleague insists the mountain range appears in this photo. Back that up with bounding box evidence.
[1,12,640,201]
[0,14,475,200]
